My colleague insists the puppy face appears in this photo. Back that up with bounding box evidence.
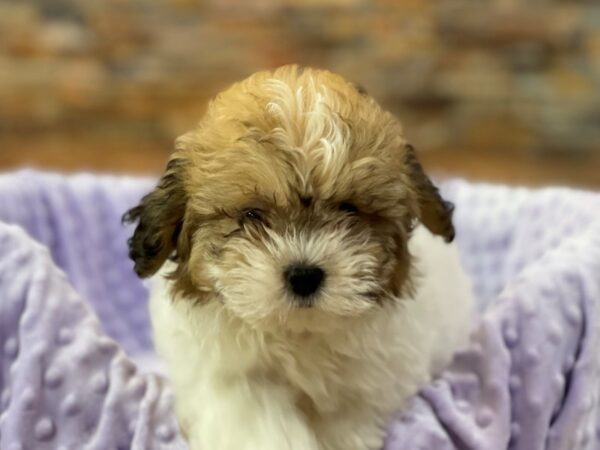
[125,66,454,333]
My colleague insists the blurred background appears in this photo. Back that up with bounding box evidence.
[0,0,599,187]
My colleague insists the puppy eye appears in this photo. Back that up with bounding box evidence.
[339,202,359,215]
[243,208,264,222]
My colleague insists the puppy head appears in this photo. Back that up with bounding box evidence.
[124,65,454,333]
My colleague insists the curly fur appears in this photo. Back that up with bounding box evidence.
[125,65,474,450]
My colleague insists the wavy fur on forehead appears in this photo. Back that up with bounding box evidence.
[184,66,407,197]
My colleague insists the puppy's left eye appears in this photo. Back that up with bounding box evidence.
[339,202,359,215]
[243,208,264,222]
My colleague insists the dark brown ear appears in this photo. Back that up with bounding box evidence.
[404,144,455,242]
[123,158,187,277]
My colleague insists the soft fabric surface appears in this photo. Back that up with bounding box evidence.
[1,170,599,450]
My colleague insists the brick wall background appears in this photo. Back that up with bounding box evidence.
[1,0,599,186]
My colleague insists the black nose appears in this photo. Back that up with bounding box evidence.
[285,264,325,298]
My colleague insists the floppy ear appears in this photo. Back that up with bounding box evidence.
[123,158,187,277]
[404,144,455,242]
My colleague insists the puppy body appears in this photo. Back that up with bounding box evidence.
[150,226,473,450]
[125,66,474,450]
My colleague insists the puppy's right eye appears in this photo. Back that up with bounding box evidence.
[243,208,264,222]
[339,202,359,215]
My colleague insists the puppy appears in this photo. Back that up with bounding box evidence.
[124,65,474,450]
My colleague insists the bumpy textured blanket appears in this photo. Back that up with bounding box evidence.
[0,170,599,450]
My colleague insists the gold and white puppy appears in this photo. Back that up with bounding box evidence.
[125,65,474,450]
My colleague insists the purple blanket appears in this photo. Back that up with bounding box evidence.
[1,170,599,450]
